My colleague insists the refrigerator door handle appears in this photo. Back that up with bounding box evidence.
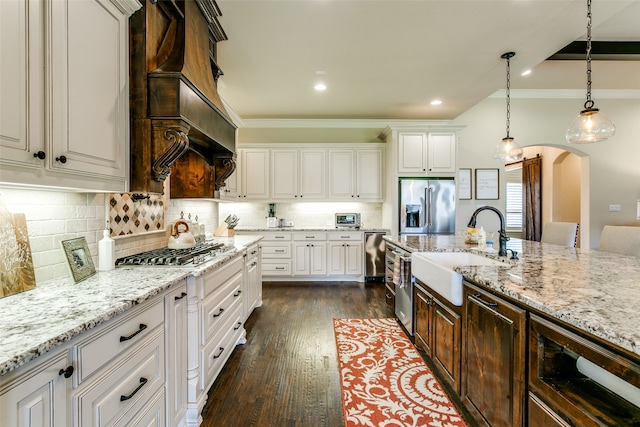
[425,187,433,226]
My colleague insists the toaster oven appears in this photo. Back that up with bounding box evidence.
[335,213,361,228]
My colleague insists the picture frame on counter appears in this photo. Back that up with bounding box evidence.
[475,168,499,200]
[61,237,96,283]
[458,168,472,200]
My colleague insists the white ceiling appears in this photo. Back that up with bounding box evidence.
[215,0,640,121]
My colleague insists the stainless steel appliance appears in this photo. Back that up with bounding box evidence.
[400,178,455,235]
[364,232,386,281]
[115,242,233,266]
[335,213,361,228]
[388,244,414,335]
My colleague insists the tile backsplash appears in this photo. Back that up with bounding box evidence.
[109,193,165,235]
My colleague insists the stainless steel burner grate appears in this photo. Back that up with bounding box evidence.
[115,242,227,266]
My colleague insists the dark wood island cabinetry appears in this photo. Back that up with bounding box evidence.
[462,282,527,427]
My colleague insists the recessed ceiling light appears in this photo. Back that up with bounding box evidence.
[314,83,327,91]
[430,100,442,106]
[521,69,531,76]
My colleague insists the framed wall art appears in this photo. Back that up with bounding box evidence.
[475,168,499,200]
[61,237,96,283]
[458,168,472,200]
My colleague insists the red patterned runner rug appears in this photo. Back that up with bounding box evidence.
[334,318,467,427]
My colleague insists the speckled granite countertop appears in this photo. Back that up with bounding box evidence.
[384,234,640,358]
[0,235,262,377]
[235,227,390,233]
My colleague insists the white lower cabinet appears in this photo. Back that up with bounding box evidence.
[165,285,188,427]
[293,232,327,276]
[186,255,246,426]
[72,295,166,427]
[260,232,293,276]
[0,347,70,427]
[243,243,263,321]
[328,232,364,277]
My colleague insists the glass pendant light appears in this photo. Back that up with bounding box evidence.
[566,0,616,144]
[493,52,523,162]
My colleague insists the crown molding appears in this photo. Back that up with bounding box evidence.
[238,118,455,129]
[490,89,640,99]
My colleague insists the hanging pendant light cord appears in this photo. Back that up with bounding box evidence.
[501,52,515,139]
[584,0,594,110]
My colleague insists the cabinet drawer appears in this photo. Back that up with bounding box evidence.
[75,298,163,383]
[261,243,291,258]
[327,231,362,241]
[76,330,164,427]
[201,304,244,390]
[261,233,291,241]
[201,273,243,345]
[124,388,165,427]
[262,261,291,275]
[293,232,326,241]
[203,256,243,296]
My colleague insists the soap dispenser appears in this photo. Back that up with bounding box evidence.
[98,221,115,271]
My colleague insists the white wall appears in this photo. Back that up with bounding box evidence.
[453,95,640,248]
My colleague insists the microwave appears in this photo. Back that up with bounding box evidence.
[335,213,361,228]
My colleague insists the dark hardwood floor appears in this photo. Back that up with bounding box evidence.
[200,281,394,427]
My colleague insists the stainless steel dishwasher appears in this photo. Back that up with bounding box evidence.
[387,243,413,336]
[364,232,386,282]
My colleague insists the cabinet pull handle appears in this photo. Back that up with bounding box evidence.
[472,293,498,307]
[275,249,285,253]
[119,323,147,342]
[233,290,242,297]
[251,262,257,267]
[58,365,74,378]
[275,267,285,270]
[174,292,187,300]
[213,308,225,318]
[251,250,257,255]
[33,151,46,160]
[55,155,67,164]
[120,377,148,401]
[275,236,284,239]
[234,322,242,330]
[213,347,224,359]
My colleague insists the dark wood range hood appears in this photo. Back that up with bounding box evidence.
[129,0,236,196]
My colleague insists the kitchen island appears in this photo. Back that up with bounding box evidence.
[384,234,640,427]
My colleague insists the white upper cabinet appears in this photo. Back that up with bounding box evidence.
[328,148,383,201]
[398,131,456,174]
[0,0,45,168]
[271,148,326,200]
[427,132,457,173]
[0,0,140,192]
[240,148,270,199]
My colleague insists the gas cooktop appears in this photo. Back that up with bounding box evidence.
[115,242,232,266]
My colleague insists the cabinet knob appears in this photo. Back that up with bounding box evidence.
[55,155,67,164]
[33,151,46,160]
[58,365,74,378]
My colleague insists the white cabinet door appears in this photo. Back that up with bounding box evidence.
[165,285,188,427]
[271,149,298,199]
[328,150,355,199]
[0,0,45,168]
[241,149,270,199]
[344,242,363,275]
[427,133,456,173]
[49,0,129,183]
[0,349,69,427]
[244,244,261,318]
[309,242,327,275]
[356,149,383,200]
[327,242,346,275]
[398,132,426,173]
[299,149,326,199]
[293,243,311,275]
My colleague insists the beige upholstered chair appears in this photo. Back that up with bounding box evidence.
[599,226,640,257]
[540,222,579,247]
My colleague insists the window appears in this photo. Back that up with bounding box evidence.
[505,164,523,232]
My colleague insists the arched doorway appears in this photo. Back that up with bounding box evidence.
[518,145,590,247]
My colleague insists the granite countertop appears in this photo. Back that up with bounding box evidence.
[0,235,263,377]
[236,227,390,232]
[384,234,640,358]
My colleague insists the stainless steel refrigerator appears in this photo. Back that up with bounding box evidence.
[399,178,455,235]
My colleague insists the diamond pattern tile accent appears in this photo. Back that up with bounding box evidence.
[108,194,164,236]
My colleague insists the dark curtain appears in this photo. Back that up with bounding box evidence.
[523,155,542,241]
